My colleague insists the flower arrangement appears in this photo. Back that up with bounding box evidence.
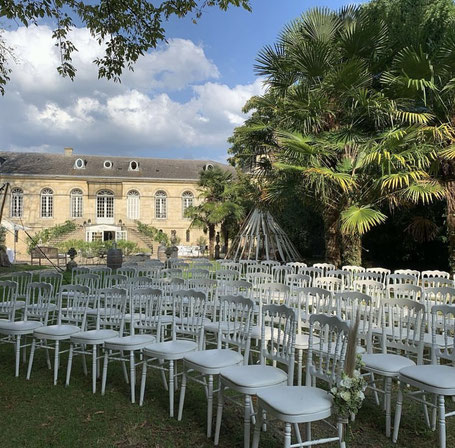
[330,310,367,419]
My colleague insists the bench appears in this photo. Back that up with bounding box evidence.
[30,246,67,267]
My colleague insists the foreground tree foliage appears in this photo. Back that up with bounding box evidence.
[229,1,455,268]
[0,0,251,94]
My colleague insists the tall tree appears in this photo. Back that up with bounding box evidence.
[0,0,251,94]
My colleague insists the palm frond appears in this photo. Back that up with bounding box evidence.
[341,205,387,235]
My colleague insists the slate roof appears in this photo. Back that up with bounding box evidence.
[0,151,232,181]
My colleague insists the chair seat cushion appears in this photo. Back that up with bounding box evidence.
[257,386,332,416]
[71,329,119,344]
[362,353,415,375]
[144,340,198,360]
[104,334,156,350]
[34,324,81,339]
[221,365,288,389]
[0,320,43,335]
[400,365,455,391]
[1,300,25,310]
[204,321,235,334]
[184,348,243,372]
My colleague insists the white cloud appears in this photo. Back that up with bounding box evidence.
[0,25,263,160]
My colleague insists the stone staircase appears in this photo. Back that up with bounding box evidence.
[47,227,85,248]
[126,227,157,254]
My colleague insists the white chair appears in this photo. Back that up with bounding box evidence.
[139,290,207,417]
[10,271,32,303]
[285,274,311,290]
[422,277,454,288]
[300,267,324,282]
[353,271,382,283]
[327,269,351,289]
[70,267,89,284]
[314,276,343,292]
[393,270,420,283]
[26,284,91,385]
[161,268,184,279]
[272,265,293,284]
[178,295,255,437]
[101,288,163,403]
[423,287,455,334]
[246,263,268,276]
[89,266,112,288]
[342,265,365,275]
[66,287,127,393]
[362,297,426,437]
[421,270,450,282]
[0,282,53,376]
[366,267,391,284]
[393,305,455,448]
[214,304,297,448]
[216,269,240,282]
[353,280,385,308]
[105,274,128,288]
[286,261,308,275]
[313,263,336,275]
[260,260,281,274]
[290,287,334,385]
[187,268,210,281]
[246,272,272,290]
[117,266,137,278]
[251,314,350,448]
[387,284,422,301]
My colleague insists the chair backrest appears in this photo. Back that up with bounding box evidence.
[260,260,281,274]
[105,274,128,288]
[365,267,391,283]
[430,304,455,364]
[71,266,90,283]
[271,265,293,283]
[94,287,128,333]
[314,276,343,292]
[313,263,336,275]
[285,274,311,289]
[74,273,101,290]
[58,284,91,328]
[335,291,374,351]
[216,269,240,281]
[0,280,18,320]
[380,297,426,363]
[188,268,210,280]
[422,270,450,280]
[387,284,422,302]
[239,260,260,275]
[135,266,161,278]
[258,282,290,307]
[245,272,272,287]
[300,266,324,280]
[217,280,252,298]
[394,269,420,282]
[24,282,54,322]
[223,262,242,272]
[89,266,112,287]
[162,268,183,279]
[127,276,156,292]
[172,290,207,348]
[286,262,308,274]
[306,314,350,387]
[116,266,137,278]
[422,276,454,288]
[39,271,63,298]
[341,265,365,275]
[326,269,351,288]
[130,287,163,337]
[217,295,255,364]
[192,262,212,271]
[424,287,455,330]
[353,280,385,307]
[186,278,217,293]
[260,304,297,385]
[246,263,268,275]
[10,271,33,298]
[354,271,382,282]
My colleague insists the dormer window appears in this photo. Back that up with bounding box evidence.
[104,160,113,169]
[74,158,85,169]
[129,160,139,171]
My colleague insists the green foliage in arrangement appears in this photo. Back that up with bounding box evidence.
[28,220,77,253]
[136,221,170,246]
[56,239,145,257]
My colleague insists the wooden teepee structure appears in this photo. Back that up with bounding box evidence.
[227,208,301,262]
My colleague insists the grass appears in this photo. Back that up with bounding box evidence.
[0,264,52,275]
[1,340,454,448]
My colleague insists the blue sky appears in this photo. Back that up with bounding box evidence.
[0,0,358,162]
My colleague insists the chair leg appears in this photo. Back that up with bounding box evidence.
[252,405,262,448]
[432,394,438,430]
[101,350,109,396]
[385,377,392,437]
[177,367,187,421]
[139,359,147,406]
[169,360,174,417]
[244,394,251,448]
[297,349,303,386]
[393,383,404,443]
[438,395,446,448]
[45,343,51,370]
[422,392,430,428]
[26,337,35,380]
[207,374,214,438]
[337,417,346,448]
[92,345,97,393]
[159,358,169,391]
[214,385,224,446]
[66,343,74,387]
[15,335,21,377]
[370,372,380,406]
[305,423,311,442]
[121,351,129,385]
[284,423,292,448]
[129,351,136,404]
[53,340,60,385]
[81,345,88,376]
[294,423,302,445]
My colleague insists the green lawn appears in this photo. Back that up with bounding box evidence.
[0,341,454,448]
[0,264,53,275]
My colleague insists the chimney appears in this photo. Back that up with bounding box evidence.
[64,147,73,157]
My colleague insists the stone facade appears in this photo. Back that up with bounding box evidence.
[0,148,226,260]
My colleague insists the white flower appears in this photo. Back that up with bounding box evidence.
[340,391,351,402]
[331,387,338,394]
[356,391,365,401]
[353,370,362,379]
[340,377,353,388]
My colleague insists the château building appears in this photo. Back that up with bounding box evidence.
[0,148,228,260]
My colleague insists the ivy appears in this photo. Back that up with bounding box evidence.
[28,220,77,253]
[136,221,170,246]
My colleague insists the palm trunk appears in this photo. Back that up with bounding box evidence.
[341,233,362,266]
[323,209,341,267]
[222,223,229,255]
[446,183,455,274]
[208,224,216,259]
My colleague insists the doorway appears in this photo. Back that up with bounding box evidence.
[103,231,115,241]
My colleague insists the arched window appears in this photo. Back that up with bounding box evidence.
[127,190,140,219]
[155,190,167,219]
[10,188,23,218]
[96,190,114,219]
[41,188,53,218]
[70,189,83,218]
[182,191,194,218]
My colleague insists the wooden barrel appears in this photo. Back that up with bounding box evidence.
[107,245,123,270]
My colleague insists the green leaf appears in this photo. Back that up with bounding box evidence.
[341,206,387,235]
